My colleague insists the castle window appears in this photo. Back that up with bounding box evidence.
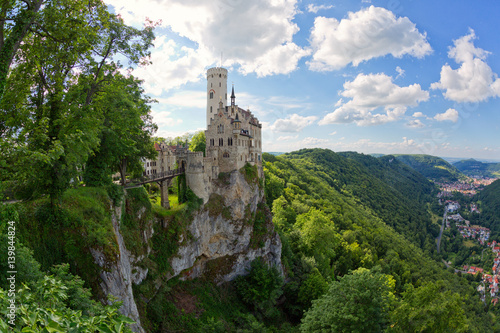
[219,82,221,87]
[223,152,230,158]
[219,74,221,77]
[210,106,212,113]
[210,92,214,99]
[211,83,213,87]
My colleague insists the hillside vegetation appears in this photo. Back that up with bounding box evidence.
[394,154,464,182]
[264,149,495,331]
[454,159,500,178]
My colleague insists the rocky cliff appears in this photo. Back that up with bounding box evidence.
[94,166,282,332]
[171,168,282,283]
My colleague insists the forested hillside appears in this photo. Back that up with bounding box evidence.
[264,149,495,331]
[394,154,464,182]
[475,179,500,235]
[454,159,500,178]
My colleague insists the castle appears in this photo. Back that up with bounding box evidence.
[143,67,263,203]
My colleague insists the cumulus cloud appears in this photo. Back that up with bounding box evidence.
[396,66,405,78]
[277,135,299,141]
[431,30,500,102]
[406,119,425,128]
[319,73,429,126]
[106,0,308,93]
[157,91,207,108]
[307,4,334,13]
[269,114,317,132]
[434,108,459,122]
[412,111,426,118]
[308,6,432,71]
[301,137,329,146]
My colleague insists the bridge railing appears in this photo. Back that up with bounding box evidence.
[128,167,185,186]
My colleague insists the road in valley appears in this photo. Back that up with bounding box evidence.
[436,209,447,253]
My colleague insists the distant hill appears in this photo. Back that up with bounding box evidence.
[392,154,464,182]
[276,149,437,248]
[475,179,500,237]
[453,158,500,178]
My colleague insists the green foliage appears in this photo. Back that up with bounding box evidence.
[389,281,468,332]
[235,258,283,314]
[264,170,285,208]
[121,187,153,258]
[264,148,493,330]
[84,74,158,187]
[15,187,118,298]
[189,130,206,156]
[393,154,464,182]
[205,193,232,220]
[0,0,155,204]
[475,179,500,237]
[300,267,396,333]
[240,163,259,185]
[453,158,500,178]
[0,267,135,332]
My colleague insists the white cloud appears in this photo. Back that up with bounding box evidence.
[431,30,500,102]
[319,73,429,126]
[269,113,317,132]
[396,66,405,78]
[277,135,299,141]
[329,131,337,135]
[412,111,426,118]
[434,108,459,122]
[406,119,425,128]
[106,0,308,93]
[157,91,207,108]
[308,6,432,71]
[307,4,334,13]
[301,137,329,146]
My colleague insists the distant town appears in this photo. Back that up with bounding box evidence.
[437,176,500,305]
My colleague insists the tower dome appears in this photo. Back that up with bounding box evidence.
[206,67,228,127]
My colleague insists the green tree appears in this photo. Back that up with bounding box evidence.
[0,0,155,204]
[0,272,135,332]
[83,74,157,186]
[0,0,45,102]
[389,281,468,332]
[234,258,283,314]
[296,208,345,275]
[300,267,396,333]
[189,130,206,155]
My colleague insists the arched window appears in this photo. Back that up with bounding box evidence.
[223,152,230,158]
[210,106,212,113]
[210,92,214,99]
[219,82,221,87]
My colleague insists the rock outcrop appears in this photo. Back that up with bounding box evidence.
[170,169,282,283]
[92,167,282,332]
[91,204,153,333]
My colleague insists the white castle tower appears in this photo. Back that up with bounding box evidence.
[206,67,228,126]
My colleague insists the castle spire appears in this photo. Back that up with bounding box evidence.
[231,84,235,106]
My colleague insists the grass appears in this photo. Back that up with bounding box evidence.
[16,186,119,300]
[463,240,477,248]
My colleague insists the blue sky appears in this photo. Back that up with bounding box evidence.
[105,0,500,160]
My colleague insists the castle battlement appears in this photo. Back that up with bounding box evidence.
[206,67,228,78]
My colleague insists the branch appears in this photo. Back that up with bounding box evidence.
[29,21,65,43]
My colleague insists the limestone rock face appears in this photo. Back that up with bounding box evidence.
[170,170,282,283]
[91,204,152,333]
[92,169,282,333]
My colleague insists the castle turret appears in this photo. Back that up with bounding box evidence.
[206,67,228,127]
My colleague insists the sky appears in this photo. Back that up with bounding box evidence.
[104,0,500,161]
